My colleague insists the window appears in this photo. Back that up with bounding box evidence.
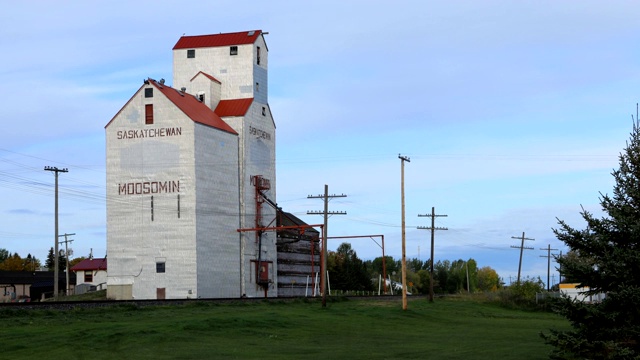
[255,82,259,92]
[257,46,261,65]
[262,107,266,116]
[230,46,238,55]
[144,88,153,98]
[187,49,195,58]
[84,271,93,283]
[156,262,165,273]
[145,104,153,124]
[198,93,205,102]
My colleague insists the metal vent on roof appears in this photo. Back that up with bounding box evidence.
[248,31,255,36]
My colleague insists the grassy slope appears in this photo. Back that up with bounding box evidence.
[1,297,568,360]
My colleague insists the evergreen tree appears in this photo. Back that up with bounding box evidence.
[0,248,9,263]
[44,247,65,272]
[543,118,640,359]
[45,247,55,271]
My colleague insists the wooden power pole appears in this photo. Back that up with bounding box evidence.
[540,244,558,291]
[398,154,410,311]
[307,185,346,308]
[59,233,75,295]
[511,232,534,284]
[45,166,68,300]
[418,207,448,302]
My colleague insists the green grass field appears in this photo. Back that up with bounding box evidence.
[1,296,568,359]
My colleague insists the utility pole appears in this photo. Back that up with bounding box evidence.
[398,154,410,310]
[540,244,558,291]
[45,166,68,300]
[510,232,534,284]
[417,207,448,302]
[59,233,75,296]
[307,185,346,308]
[557,251,563,284]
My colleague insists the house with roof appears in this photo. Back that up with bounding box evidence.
[71,258,107,294]
[106,30,277,300]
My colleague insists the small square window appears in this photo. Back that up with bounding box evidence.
[84,271,93,283]
[187,49,195,58]
[144,88,153,98]
[156,262,165,273]
[230,46,238,55]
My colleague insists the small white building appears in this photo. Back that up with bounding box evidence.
[106,30,277,300]
[559,283,606,303]
[71,258,107,293]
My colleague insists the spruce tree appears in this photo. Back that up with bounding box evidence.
[543,117,640,359]
[45,247,55,271]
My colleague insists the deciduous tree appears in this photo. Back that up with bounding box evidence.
[476,266,501,292]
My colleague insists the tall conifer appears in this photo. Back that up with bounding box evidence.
[543,115,640,359]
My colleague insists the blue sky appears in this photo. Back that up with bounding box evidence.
[1,1,638,287]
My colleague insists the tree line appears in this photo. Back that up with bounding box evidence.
[327,243,501,294]
[0,247,84,271]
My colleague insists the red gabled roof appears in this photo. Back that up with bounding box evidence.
[190,71,221,84]
[215,98,253,117]
[71,258,107,272]
[151,80,238,135]
[173,30,262,50]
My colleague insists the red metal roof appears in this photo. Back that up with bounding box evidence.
[173,30,262,50]
[215,98,253,117]
[151,80,238,135]
[190,71,221,84]
[71,258,107,272]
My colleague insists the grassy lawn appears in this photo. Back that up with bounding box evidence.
[1,296,568,359]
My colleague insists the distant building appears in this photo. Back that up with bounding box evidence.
[0,271,75,301]
[71,258,107,294]
[559,283,606,303]
[106,30,278,300]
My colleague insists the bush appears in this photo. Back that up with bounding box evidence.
[496,277,545,309]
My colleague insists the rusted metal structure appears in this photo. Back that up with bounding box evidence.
[240,176,322,297]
